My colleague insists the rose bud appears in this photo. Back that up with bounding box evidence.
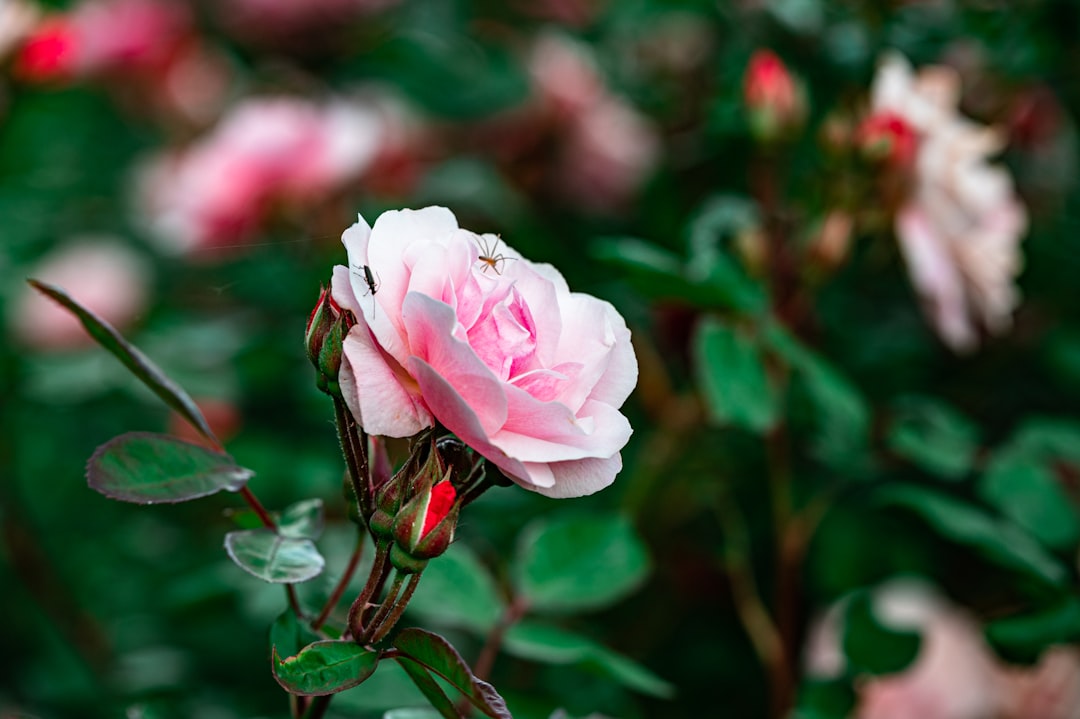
[744,49,806,142]
[304,284,354,396]
[390,477,459,573]
[857,110,918,169]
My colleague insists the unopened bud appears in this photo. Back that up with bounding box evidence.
[390,478,459,573]
[14,16,77,84]
[809,211,854,272]
[305,284,354,396]
[857,111,918,169]
[744,50,806,143]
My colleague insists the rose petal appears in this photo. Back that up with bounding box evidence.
[523,454,623,498]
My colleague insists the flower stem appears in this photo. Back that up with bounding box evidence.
[347,540,390,640]
[715,489,790,717]
[369,572,423,644]
[361,570,407,643]
[312,530,366,632]
[333,396,370,520]
[474,596,529,682]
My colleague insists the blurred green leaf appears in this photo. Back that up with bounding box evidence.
[514,513,650,613]
[406,543,504,633]
[978,418,1080,550]
[686,195,767,313]
[279,499,325,541]
[225,529,325,584]
[28,279,218,444]
[272,640,378,696]
[986,596,1080,661]
[875,485,1068,587]
[503,621,675,699]
[887,396,979,480]
[694,316,779,433]
[795,679,857,719]
[383,710,445,719]
[979,455,1080,550]
[841,592,921,675]
[87,432,253,504]
[392,628,510,719]
[367,33,528,119]
[766,323,871,468]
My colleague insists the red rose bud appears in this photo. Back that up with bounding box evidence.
[744,50,806,142]
[15,17,78,83]
[857,111,918,169]
[390,477,460,572]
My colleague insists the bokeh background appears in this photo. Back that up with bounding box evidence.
[3,0,1080,717]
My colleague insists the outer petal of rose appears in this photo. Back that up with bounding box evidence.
[365,206,459,353]
[492,392,633,463]
[332,264,431,437]
[340,329,432,437]
[584,301,638,408]
[340,213,373,306]
[407,356,535,484]
[401,291,509,436]
[523,454,623,498]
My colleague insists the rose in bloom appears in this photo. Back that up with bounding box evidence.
[997,645,1080,719]
[138,95,383,255]
[870,52,1027,352]
[331,206,637,498]
[10,239,150,350]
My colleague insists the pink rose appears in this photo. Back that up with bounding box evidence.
[11,239,150,350]
[330,207,637,498]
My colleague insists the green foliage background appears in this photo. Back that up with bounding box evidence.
[3,0,1080,717]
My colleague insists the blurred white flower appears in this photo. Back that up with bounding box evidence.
[870,52,1027,352]
[12,239,150,351]
[0,0,39,62]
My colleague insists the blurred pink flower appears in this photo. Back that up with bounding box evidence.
[16,0,190,81]
[12,239,150,351]
[806,580,1003,719]
[138,96,384,254]
[525,32,659,212]
[330,206,637,497]
[997,646,1080,719]
[871,52,1027,352]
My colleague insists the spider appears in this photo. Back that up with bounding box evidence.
[475,234,514,275]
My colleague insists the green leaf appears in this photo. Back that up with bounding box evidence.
[279,499,325,541]
[514,513,650,613]
[977,418,1080,550]
[392,628,510,719]
[406,543,504,633]
[979,455,1080,550]
[841,592,921,675]
[225,528,325,584]
[887,397,979,480]
[383,710,445,719]
[272,640,379,696]
[270,610,321,662]
[395,658,458,719]
[693,317,779,433]
[502,621,675,699]
[875,485,1067,587]
[986,596,1080,661]
[87,432,253,504]
[686,194,768,313]
[28,280,218,444]
[765,323,870,468]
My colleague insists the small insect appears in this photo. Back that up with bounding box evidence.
[475,234,514,275]
[351,262,380,296]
